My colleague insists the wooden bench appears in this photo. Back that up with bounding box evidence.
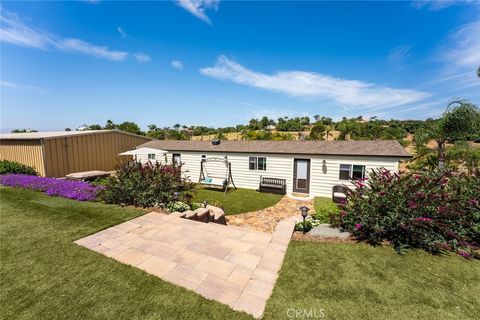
[258,176,287,195]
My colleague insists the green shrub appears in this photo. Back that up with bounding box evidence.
[167,201,191,212]
[0,160,38,176]
[313,197,339,223]
[332,168,480,259]
[102,161,196,208]
[294,218,322,232]
[190,202,204,210]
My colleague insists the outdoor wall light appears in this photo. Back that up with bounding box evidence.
[203,200,208,208]
[300,206,310,234]
[159,203,165,210]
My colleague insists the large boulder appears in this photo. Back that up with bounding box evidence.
[184,210,197,220]
[206,206,226,225]
[194,208,209,222]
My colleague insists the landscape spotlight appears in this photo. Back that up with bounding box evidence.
[299,206,310,234]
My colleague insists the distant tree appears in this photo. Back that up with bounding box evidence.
[477,66,480,78]
[324,124,335,141]
[146,124,166,140]
[103,120,116,129]
[260,116,270,130]
[173,123,181,131]
[216,129,226,140]
[64,128,71,131]
[320,116,333,125]
[415,100,480,171]
[300,116,310,126]
[308,123,326,140]
[116,121,144,135]
[87,124,102,130]
[313,114,320,122]
[248,118,260,130]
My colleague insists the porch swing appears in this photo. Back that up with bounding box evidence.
[199,156,236,194]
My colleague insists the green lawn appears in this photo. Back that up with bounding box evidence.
[192,187,283,215]
[0,187,252,320]
[265,241,480,320]
[2,187,479,320]
[313,196,338,222]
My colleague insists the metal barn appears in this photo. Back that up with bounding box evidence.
[0,130,152,177]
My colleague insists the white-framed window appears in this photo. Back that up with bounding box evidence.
[339,164,366,180]
[249,156,266,171]
[249,157,257,170]
[258,157,267,171]
[148,153,156,160]
[339,164,351,180]
[172,153,181,166]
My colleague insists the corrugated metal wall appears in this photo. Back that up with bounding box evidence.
[43,131,151,177]
[0,139,46,176]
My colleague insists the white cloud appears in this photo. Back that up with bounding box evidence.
[134,52,151,63]
[117,26,127,38]
[200,55,431,110]
[427,20,480,96]
[175,0,219,25]
[171,60,184,70]
[1,80,45,93]
[440,21,480,68]
[0,9,52,49]
[55,38,128,61]
[387,45,412,71]
[0,8,129,62]
[412,0,474,11]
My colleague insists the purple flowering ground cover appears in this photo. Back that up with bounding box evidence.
[0,174,104,201]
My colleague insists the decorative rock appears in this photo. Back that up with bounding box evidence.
[213,210,227,225]
[206,206,224,222]
[308,223,350,239]
[171,211,186,218]
[184,210,197,220]
[195,208,210,222]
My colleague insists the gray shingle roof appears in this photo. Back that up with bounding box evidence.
[139,140,411,158]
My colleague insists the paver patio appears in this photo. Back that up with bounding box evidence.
[75,211,297,318]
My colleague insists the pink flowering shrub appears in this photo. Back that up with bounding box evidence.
[0,174,103,201]
[332,168,480,259]
[102,161,195,208]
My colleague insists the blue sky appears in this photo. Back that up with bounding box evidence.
[1,0,479,132]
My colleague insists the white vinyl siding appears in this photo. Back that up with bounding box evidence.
[161,151,400,197]
[136,153,167,164]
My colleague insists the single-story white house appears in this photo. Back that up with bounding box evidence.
[123,140,410,198]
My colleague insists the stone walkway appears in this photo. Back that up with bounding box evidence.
[227,196,313,233]
[75,212,297,318]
